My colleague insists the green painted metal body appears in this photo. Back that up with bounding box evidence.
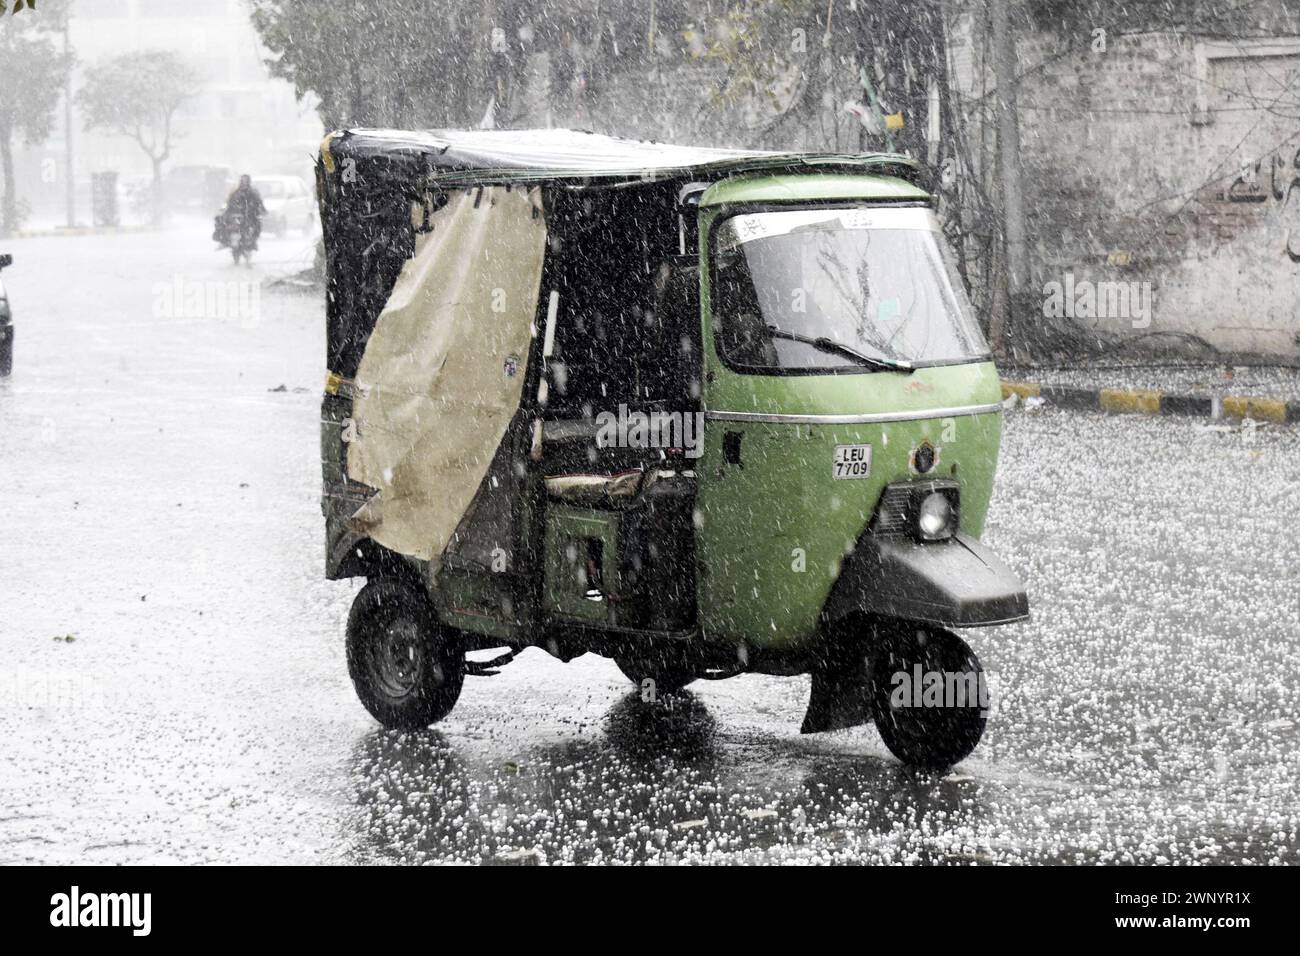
[693,173,1004,651]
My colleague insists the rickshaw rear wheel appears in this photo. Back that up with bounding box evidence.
[614,653,698,696]
[868,624,987,770]
[346,579,465,730]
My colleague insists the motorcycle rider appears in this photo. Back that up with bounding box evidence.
[222,174,266,250]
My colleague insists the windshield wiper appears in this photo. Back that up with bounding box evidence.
[766,325,913,372]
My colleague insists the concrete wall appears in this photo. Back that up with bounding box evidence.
[971,27,1300,360]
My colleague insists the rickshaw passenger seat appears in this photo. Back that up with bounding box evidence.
[543,467,664,508]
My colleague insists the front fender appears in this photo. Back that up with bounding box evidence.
[824,532,1029,628]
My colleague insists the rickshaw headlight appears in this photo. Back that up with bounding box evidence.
[917,492,955,541]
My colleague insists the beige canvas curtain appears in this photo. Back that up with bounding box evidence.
[347,185,547,561]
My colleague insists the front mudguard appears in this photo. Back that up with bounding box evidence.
[823,532,1029,629]
[801,635,876,734]
[802,533,1027,734]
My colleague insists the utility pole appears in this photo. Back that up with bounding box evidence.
[990,0,1027,357]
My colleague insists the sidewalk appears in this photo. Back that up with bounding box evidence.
[12,224,154,239]
[1000,365,1300,423]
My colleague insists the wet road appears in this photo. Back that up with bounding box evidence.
[1,229,1297,864]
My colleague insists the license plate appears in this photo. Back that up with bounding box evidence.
[832,443,872,480]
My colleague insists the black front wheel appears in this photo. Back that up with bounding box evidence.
[346,580,465,729]
[868,624,987,769]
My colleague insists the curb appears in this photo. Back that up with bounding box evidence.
[1000,381,1299,424]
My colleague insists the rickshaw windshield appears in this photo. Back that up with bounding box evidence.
[710,206,990,372]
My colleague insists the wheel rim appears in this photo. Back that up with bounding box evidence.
[369,617,425,700]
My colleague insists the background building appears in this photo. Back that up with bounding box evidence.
[16,0,321,228]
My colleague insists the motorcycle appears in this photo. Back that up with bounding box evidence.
[213,209,259,264]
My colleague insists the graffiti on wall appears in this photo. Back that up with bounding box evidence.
[1218,143,1300,262]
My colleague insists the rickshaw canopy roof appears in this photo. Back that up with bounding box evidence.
[322,128,921,188]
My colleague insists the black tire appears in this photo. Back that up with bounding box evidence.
[868,625,987,769]
[0,326,12,377]
[614,652,698,696]
[346,580,464,729]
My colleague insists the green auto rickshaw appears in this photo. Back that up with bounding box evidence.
[316,128,1028,768]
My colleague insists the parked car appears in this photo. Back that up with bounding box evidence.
[252,175,315,236]
[164,164,234,215]
[0,253,13,376]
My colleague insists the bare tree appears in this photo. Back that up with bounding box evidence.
[77,50,200,226]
